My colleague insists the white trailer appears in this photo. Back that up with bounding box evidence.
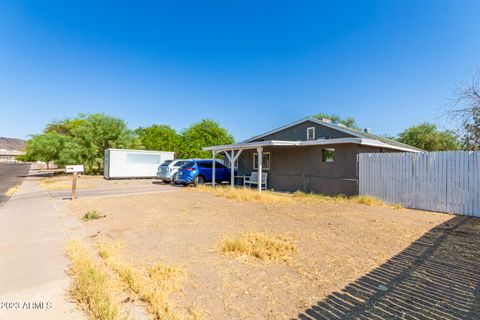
[104,148,175,179]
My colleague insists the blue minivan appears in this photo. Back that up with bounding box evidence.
[176,159,231,186]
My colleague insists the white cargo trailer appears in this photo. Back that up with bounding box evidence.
[104,149,175,179]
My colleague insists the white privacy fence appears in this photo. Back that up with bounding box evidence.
[359,151,480,216]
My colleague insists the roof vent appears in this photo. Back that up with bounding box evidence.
[321,118,332,123]
[364,128,372,134]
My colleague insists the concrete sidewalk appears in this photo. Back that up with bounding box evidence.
[0,177,86,319]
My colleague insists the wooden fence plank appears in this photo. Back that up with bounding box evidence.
[359,151,480,216]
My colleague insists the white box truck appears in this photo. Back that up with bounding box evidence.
[104,148,175,179]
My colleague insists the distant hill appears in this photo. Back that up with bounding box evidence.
[0,137,26,151]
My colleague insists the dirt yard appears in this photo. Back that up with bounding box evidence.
[67,187,452,319]
[40,175,156,190]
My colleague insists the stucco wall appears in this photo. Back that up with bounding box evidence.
[237,144,357,195]
[237,144,402,196]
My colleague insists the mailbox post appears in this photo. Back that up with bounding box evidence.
[65,165,84,200]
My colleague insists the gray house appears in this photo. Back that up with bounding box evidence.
[203,117,421,195]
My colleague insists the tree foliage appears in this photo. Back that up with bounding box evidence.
[396,123,460,151]
[24,114,235,174]
[25,113,141,174]
[178,119,234,158]
[135,125,181,152]
[449,71,480,150]
[23,132,66,169]
[312,113,358,129]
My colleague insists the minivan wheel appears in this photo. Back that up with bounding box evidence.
[182,182,189,186]
[193,175,205,186]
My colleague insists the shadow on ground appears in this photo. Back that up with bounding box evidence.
[295,215,480,320]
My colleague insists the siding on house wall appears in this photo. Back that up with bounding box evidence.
[251,120,355,142]
[237,144,400,196]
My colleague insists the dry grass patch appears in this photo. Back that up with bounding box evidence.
[5,187,19,197]
[218,232,296,262]
[349,195,384,206]
[197,185,294,204]
[95,241,188,320]
[196,185,385,207]
[65,241,121,320]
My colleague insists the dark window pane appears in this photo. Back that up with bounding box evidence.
[253,153,270,169]
[322,148,335,162]
[181,161,195,168]
[160,160,173,167]
[215,161,226,168]
[198,161,213,168]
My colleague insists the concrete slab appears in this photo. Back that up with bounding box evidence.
[47,183,178,199]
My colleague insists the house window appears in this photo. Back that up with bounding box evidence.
[307,127,315,140]
[322,148,335,163]
[253,152,270,170]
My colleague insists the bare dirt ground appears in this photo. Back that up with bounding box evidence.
[40,175,157,190]
[66,186,455,320]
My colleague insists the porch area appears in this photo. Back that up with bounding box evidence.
[202,140,300,192]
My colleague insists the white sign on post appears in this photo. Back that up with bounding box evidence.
[65,165,84,173]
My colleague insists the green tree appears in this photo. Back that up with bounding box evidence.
[45,118,85,135]
[312,113,358,129]
[397,123,460,151]
[135,125,181,152]
[24,132,66,169]
[178,119,234,158]
[25,113,141,174]
[59,113,141,174]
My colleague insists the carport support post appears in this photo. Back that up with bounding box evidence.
[230,150,235,187]
[212,150,216,187]
[257,146,263,192]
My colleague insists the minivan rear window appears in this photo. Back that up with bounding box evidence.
[160,160,172,167]
[181,161,195,168]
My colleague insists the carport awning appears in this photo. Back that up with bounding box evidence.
[203,138,422,153]
[202,140,300,152]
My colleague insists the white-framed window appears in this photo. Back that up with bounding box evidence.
[253,152,270,170]
[307,127,315,140]
[230,158,239,169]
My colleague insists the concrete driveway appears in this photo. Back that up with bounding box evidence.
[46,182,178,200]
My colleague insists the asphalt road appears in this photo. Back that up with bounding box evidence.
[0,162,31,204]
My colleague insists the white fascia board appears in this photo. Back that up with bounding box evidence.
[356,139,422,152]
[204,137,420,153]
[202,140,300,151]
[300,138,363,146]
[300,138,421,152]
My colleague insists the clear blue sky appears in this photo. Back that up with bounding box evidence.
[1,1,479,141]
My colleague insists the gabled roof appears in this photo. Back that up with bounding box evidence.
[242,117,423,152]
